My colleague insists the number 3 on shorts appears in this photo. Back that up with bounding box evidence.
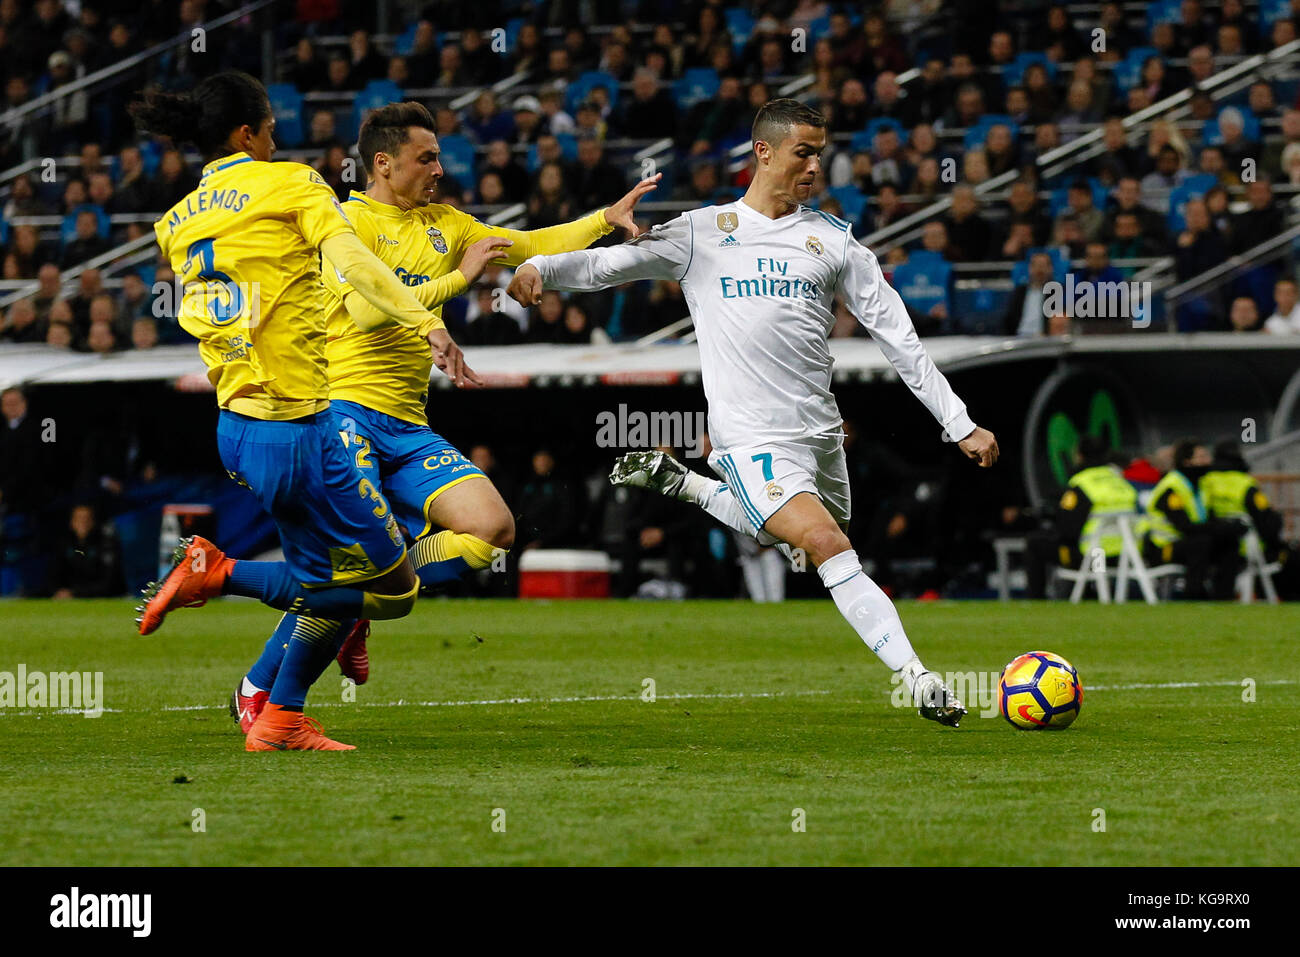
[751,452,774,481]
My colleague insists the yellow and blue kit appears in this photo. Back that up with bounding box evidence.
[322,191,612,542]
[156,154,406,586]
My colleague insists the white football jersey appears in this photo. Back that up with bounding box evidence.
[524,197,975,453]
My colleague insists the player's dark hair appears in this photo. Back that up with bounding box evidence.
[752,98,827,149]
[357,101,436,176]
[129,71,271,159]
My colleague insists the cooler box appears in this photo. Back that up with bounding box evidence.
[518,549,611,598]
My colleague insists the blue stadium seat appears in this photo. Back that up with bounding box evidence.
[724,8,755,51]
[1002,52,1056,88]
[140,139,163,177]
[823,185,868,228]
[1114,47,1160,92]
[437,134,477,185]
[352,80,403,133]
[566,70,620,113]
[1146,0,1181,28]
[392,22,418,56]
[952,285,1012,333]
[963,114,1020,152]
[266,83,304,148]
[61,203,111,244]
[893,254,952,317]
[1260,0,1293,33]
[849,117,906,154]
[674,68,720,110]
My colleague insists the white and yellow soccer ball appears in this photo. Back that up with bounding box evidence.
[998,651,1084,730]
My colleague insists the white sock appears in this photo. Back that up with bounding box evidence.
[240,675,265,696]
[817,549,919,672]
[689,476,794,560]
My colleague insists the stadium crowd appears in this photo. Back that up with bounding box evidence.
[3,0,1300,347]
[1,1,1300,600]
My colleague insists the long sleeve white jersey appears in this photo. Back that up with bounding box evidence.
[523,197,976,454]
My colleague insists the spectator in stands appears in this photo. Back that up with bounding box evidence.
[461,282,524,346]
[61,210,109,268]
[999,218,1037,262]
[1104,176,1166,242]
[508,95,546,145]
[910,157,942,203]
[463,90,512,144]
[308,110,337,149]
[1184,45,1216,88]
[939,82,985,133]
[87,171,115,215]
[1174,199,1228,330]
[1141,144,1191,212]
[346,29,386,87]
[526,289,566,343]
[1214,107,1255,170]
[863,9,907,75]
[85,320,117,355]
[1247,81,1279,125]
[287,38,326,92]
[1032,3,1085,61]
[614,69,674,140]
[516,448,581,552]
[32,264,61,320]
[130,316,159,350]
[3,174,48,219]
[1109,210,1164,267]
[1264,109,1300,176]
[1216,22,1247,57]
[573,101,607,141]
[111,146,150,214]
[1052,213,1087,259]
[1,298,44,343]
[460,26,501,86]
[1056,180,1104,243]
[1057,80,1103,139]
[476,170,506,206]
[919,220,951,260]
[1228,297,1261,332]
[1231,179,1284,255]
[872,184,908,232]
[1003,252,1055,337]
[1264,278,1300,334]
[557,300,607,345]
[1094,118,1141,185]
[571,135,626,209]
[1072,242,1124,309]
[961,148,990,186]
[322,53,352,94]
[689,75,750,156]
[120,271,151,323]
[1270,17,1296,49]
[147,149,196,210]
[49,503,122,599]
[527,161,573,229]
[45,319,73,349]
[482,140,530,204]
[1021,62,1058,124]
[942,185,993,262]
[1006,178,1051,245]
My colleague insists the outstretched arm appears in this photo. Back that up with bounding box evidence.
[507,212,693,305]
[836,233,998,466]
[320,231,443,333]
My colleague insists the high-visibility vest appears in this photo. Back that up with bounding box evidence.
[1145,469,1204,547]
[1068,465,1139,556]
[1199,470,1257,519]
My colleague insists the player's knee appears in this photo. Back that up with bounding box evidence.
[803,526,852,566]
[362,579,419,620]
[462,506,514,551]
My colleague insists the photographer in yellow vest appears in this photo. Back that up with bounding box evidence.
[1143,438,1241,599]
[1026,435,1138,598]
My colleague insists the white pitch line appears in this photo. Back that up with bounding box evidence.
[0,679,1293,719]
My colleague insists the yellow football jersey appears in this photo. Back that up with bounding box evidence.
[322,191,611,424]
[155,152,356,420]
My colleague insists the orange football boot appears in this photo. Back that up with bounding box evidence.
[336,619,371,685]
[136,536,235,635]
[245,703,355,752]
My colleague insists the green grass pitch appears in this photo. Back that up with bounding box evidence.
[1,598,1294,866]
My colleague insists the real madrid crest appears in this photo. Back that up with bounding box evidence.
[764,481,784,501]
[426,226,448,254]
[805,235,823,256]
[716,212,738,233]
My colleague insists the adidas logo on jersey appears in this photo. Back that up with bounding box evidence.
[718,234,742,248]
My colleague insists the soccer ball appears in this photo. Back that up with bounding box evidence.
[998,651,1084,730]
